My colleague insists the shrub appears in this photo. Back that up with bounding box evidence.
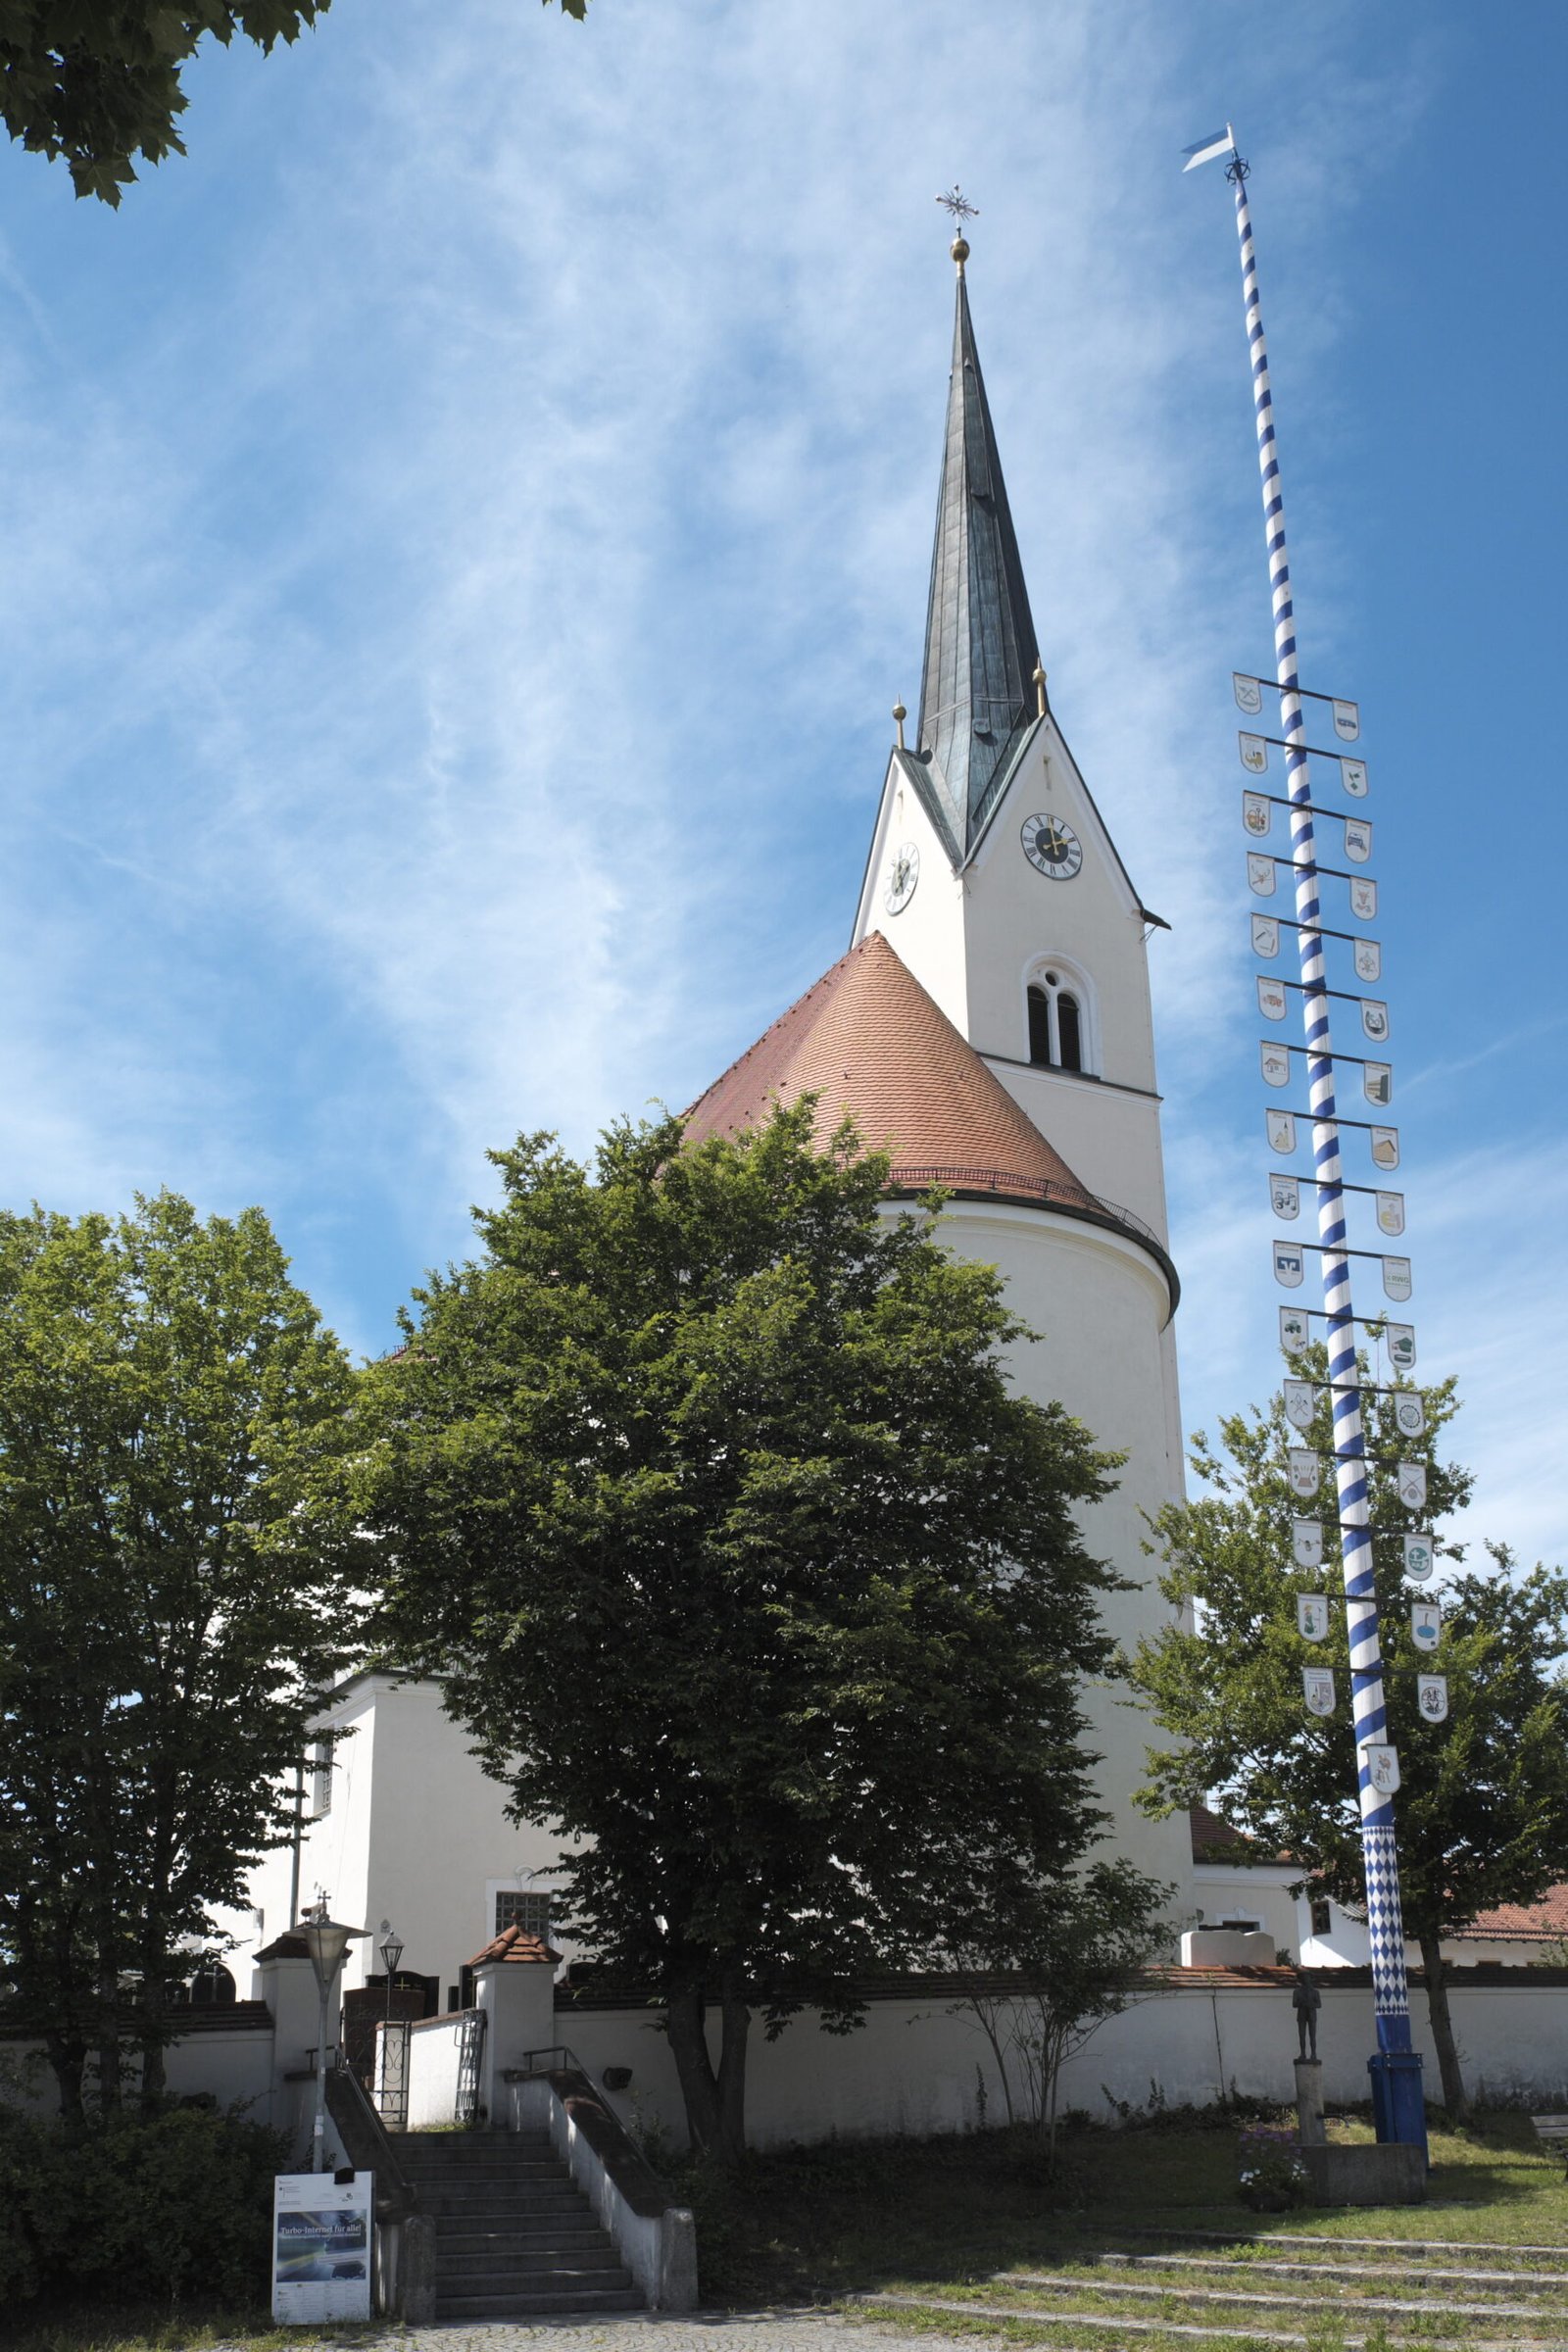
[0,2104,287,2308]
[1237,2122,1308,2211]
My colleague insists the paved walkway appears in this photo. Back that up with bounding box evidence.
[324,2316,939,2352]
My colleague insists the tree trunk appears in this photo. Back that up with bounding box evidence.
[44,2029,87,2124]
[665,1981,751,2164]
[1417,1926,1468,2120]
[665,1989,724,2156]
[95,1952,122,2114]
[715,1974,750,2162]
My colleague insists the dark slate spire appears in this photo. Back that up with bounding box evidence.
[914,252,1041,854]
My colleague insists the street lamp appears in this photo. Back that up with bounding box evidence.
[378,1923,405,2023]
[299,1899,368,2173]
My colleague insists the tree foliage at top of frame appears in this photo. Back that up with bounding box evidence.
[0,2,587,205]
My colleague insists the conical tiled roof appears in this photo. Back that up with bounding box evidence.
[685,933,1099,1213]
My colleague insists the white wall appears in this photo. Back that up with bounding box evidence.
[560,1976,1568,2151]
[923,1196,1192,1909]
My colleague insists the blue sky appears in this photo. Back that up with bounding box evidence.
[1,0,1562,1565]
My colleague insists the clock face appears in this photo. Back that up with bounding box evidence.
[884,840,920,914]
[1021,812,1082,878]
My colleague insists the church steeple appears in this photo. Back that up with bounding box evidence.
[914,243,1042,856]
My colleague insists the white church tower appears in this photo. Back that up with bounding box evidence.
[687,236,1195,1911]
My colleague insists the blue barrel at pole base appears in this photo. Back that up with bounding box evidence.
[1368,2050,1429,2160]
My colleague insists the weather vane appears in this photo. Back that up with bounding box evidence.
[935,185,978,234]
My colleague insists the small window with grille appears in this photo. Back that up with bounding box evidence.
[495,1889,552,1940]
[1310,1897,1333,1936]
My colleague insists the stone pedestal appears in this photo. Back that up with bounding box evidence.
[1294,2055,1326,2147]
[1300,2140,1427,2206]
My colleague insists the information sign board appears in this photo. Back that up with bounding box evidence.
[272,2173,373,2325]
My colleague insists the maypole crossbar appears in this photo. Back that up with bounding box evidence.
[1186,123,1429,2155]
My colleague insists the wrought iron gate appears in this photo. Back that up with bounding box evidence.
[455,2008,486,2124]
[374,2016,411,2130]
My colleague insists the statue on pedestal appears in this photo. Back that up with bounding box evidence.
[1293,1966,1321,2061]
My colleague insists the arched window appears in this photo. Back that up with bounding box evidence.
[1027,969,1085,1073]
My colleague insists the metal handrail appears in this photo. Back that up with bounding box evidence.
[325,2061,416,2220]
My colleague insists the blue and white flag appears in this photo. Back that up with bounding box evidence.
[1182,126,1234,172]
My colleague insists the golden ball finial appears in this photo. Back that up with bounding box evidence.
[951,234,969,270]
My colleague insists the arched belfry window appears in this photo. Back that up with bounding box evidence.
[1026,962,1094,1074]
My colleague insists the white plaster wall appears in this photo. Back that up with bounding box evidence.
[857,760,971,1036]
[406,2015,467,2129]
[562,1979,1568,2151]
[923,1197,1192,1909]
[1193,1862,1301,1958]
[361,1676,577,1998]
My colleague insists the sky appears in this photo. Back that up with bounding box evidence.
[0,0,1563,1568]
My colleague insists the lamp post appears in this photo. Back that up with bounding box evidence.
[378,1923,405,2023]
[299,1900,368,2173]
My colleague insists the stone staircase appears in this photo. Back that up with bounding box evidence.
[858,2228,1568,2347]
[397,2127,643,2318]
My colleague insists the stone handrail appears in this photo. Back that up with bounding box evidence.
[503,2062,697,2310]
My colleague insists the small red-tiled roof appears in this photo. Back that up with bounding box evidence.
[683,932,1093,1210]
[1462,1884,1568,1943]
[468,1926,563,1968]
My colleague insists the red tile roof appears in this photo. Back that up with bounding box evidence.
[468,1926,563,1968]
[683,931,1094,1210]
[1462,1885,1568,1943]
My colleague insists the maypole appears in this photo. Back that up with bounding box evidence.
[1184,124,1429,2153]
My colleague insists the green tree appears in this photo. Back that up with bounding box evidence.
[0,1192,363,2117]
[356,1102,1138,2162]
[1128,1350,1568,2118]
[943,1861,1170,2153]
[0,1,587,205]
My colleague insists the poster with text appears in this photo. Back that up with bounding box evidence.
[273,2174,373,2325]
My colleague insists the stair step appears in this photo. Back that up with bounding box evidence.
[444,2230,615,2248]
[438,2254,629,2283]
[435,2288,643,2319]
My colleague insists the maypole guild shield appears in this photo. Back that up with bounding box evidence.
[1417,1675,1449,1724]
[1303,1667,1336,1717]
[1396,1461,1428,1511]
[1293,1517,1324,1568]
[1268,1109,1298,1153]
[1279,1305,1309,1352]
[1272,1175,1300,1219]
[1298,1594,1330,1642]
[1341,757,1369,796]
[1284,1378,1316,1430]
[1402,1532,1435,1582]
[1240,732,1268,772]
[1234,671,1264,713]
[1274,1241,1305,1286]
[1289,1447,1322,1497]
[1411,1601,1441,1652]
[1253,914,1281,956]
[1394,1393,1426,1439]
[1364,1743,1400,1794]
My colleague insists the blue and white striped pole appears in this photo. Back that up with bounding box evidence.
[1191,125,1427,2150]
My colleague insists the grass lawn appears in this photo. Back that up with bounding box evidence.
[677,2104,1568,2302]
[5,2109,1564,2350]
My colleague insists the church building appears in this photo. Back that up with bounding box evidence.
[233,234,1196,2003]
